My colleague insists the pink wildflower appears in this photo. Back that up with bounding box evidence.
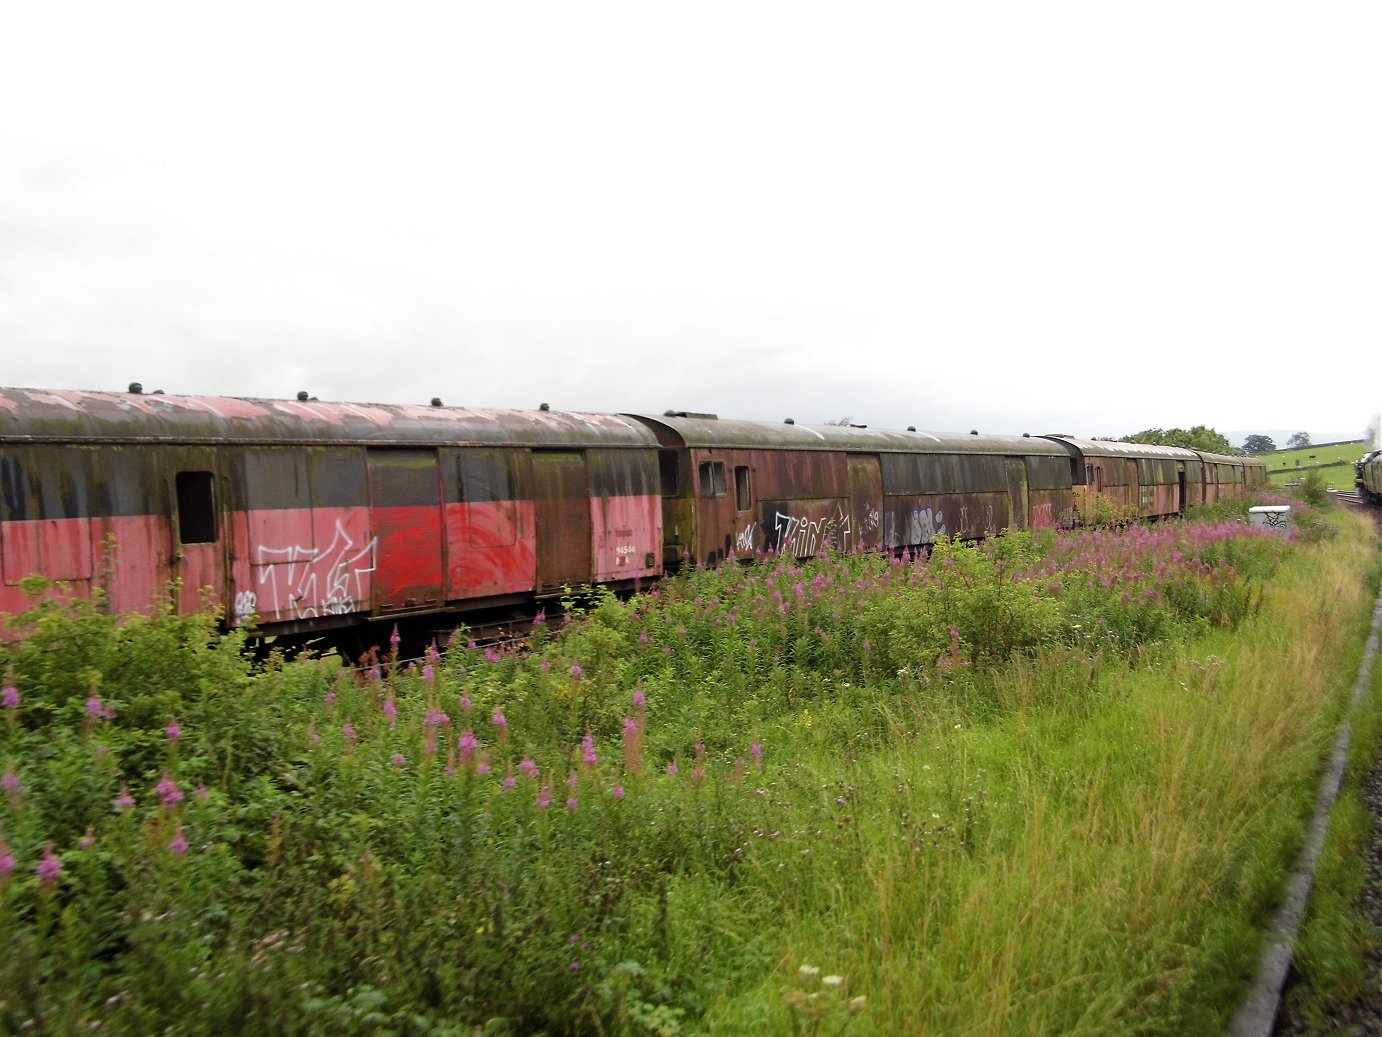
[611,784,625,799]
[566,796,578,811]
[2,771,20,798]
[0,842,14,878]
[570,663,583,680]
[36,845,61,887]
[156,774,184,806]
[537,784,553,809]
[390,625,401,649]
[666,761,679,776]
[114,786,135,810]
[80,826,96,849]
[392,753,406,767]
[169,826,189,856]
[459,694,472,713]
[519,757,539,779]
[86,697,103,717]
[1,686,17,709]
[165,719,182,741]
[503,772,517,789]
[581,731,598,767]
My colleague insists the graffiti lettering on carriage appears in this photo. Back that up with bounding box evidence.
[735,522,758,552]
[772,508,851,557]
[1029,502,1056,528]
[250,520,378,619]
[959,504,996,534]
[887,507,947,547]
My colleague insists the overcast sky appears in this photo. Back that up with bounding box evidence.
[2,2,1378,444]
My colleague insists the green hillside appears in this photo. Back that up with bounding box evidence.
[1263,440,1367,487]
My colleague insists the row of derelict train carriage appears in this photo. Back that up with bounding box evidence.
[0,385,1270,640]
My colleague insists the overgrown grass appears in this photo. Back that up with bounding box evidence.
[0,509,1375,1035]
[1280,541,1382,1031]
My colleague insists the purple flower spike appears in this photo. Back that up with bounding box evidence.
[169,826,189,856]
[0,846,14,877]
[86,697,103,717]
[165,720,182,741]
[2,686,20,709]
[570,663,583,680]
[114,786,135,810]
[36,846,61,886]
[2,772,20,797]
[390,625,401,648]
[492,711,507,730]
[155,774,183,806]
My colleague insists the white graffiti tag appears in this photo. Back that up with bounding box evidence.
[772,506,852,557]
[735,522,758,552]
[887,507,948,547]
[252,519,378,619]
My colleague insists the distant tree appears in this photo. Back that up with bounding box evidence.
[1242,434,1277,455]
[1286,431,1311,450]
[1120,426,1233,454]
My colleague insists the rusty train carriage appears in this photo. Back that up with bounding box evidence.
[1045,437,1265,521]
[629,415,1078,569]
[0,388,663,637]
[1,387,1268,639]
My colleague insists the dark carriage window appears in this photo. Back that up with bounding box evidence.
[659,451,680,497]
[735,466,751,511]
[698,461,727,498]
[176,471,217,544]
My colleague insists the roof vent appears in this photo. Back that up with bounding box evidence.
[663,410,718,419]
[784,417,795,425]
[970,429,978,435]
[430,398,443,407]
[297,391,310,401]
[1023,432,1030,437]
[539,402,550,411]
[128,382,143,394]
[907,426,916,432]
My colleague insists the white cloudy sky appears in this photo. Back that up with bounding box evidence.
[2,2,1378,443]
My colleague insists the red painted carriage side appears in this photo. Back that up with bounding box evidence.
[0,514,176,634]
[229,507,375,627]
[444,499,537,598]
[591,493,662,582]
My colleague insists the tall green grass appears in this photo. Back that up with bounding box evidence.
[0,509,1375,1035]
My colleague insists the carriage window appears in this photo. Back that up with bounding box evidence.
[698,461,727,498]
[176,471,217,544]
[735,466,751,510]
[659,452,680,497]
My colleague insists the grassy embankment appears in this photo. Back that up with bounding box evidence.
[0,501,1377,1035]
[1263,441,1367,488]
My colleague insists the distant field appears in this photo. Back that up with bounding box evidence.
[1263,440,1367,487]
